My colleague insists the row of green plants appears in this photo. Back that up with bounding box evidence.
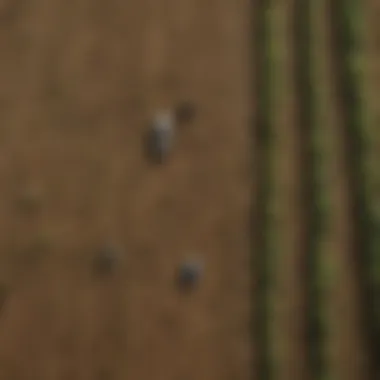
[251,0,330,378]
[308,2,339,380]
[250,0,379,377]
[326,0,379,376]
[292,0,330,378]
[346,1,380,370]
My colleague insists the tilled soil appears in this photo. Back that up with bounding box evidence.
[0,0,252,379]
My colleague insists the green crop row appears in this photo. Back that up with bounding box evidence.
[251,0,379,378]
[251,1,275,379]
[251,0,330,378]
[346,0,380,364]
[293,0,328,379]
[327,0,379,376]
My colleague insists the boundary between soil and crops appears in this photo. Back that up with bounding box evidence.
[327,0,378,377]
[250,1,274,379]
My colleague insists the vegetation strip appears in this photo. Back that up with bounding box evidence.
[310,0,341,378]
[250,0,274,379]
[326,0,378,376]
[356,2,380,370]
[292,0,325,377]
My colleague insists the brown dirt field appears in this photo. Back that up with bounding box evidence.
[0,0,252,379]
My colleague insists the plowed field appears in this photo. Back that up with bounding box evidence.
[0,0,378,380]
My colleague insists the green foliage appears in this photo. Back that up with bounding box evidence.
[251,1,275,379]
[293,0,328,377]
[328,0,379,374]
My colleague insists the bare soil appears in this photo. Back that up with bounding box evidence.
[0,0,253,379]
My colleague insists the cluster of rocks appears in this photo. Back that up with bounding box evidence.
[94,243,204,290]
[92,101,203,289]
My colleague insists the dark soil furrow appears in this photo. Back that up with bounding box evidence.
[251,1,274,379]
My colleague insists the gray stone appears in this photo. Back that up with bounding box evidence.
[146,110,175,164]
[178,259,204,288]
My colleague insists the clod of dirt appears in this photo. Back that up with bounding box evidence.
[20,232,52,268]
[15,184,44,215]
[177,258,204,290]
[0,282,9,314]
[97,368,112,380]
[174,101,197,126]
[0,0,19,23]
[93,243,123,277]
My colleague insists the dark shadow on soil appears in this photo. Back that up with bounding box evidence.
[0,0,25,26]
[327,1,378,377]
[0,283,9,317]
[142,125,164,165]
[250,1,273,379]
[293,0,326,378]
